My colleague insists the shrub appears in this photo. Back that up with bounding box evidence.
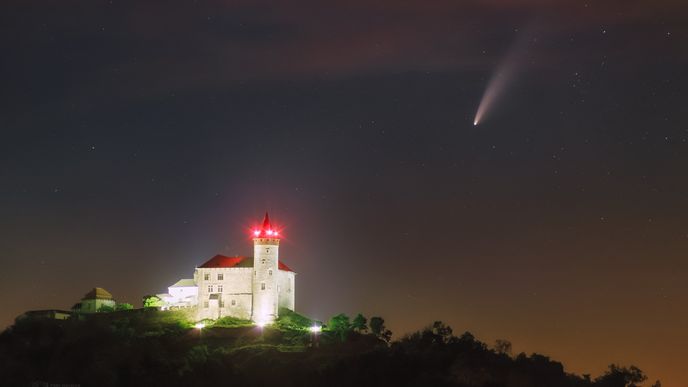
[116,303,134,311]
[97,304,115,313]
[142,295,163,308]
[276,308,313,331]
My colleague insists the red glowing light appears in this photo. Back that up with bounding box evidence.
[250,213,283,239]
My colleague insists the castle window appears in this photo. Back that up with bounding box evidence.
[218,285,223,292]
[219,300,225,308]
[218,273,223,281]
[203,301,209,308]
[231,299,236,306]
[261,259,266,264]
[208,285,213,293]
[261,282,266,290]
[268,269,273,276]
[204,273,210,281]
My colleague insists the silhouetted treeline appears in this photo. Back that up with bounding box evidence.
[0,312,655,387]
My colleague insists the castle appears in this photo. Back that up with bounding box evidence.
[157,213,295,323]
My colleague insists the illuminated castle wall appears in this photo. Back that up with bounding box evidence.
[157,213,295,323]
[252,234,280,322]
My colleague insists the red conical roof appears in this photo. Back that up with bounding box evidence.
[252,212,280,238]
[262,212,272,231]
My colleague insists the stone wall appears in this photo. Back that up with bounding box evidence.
[195,267,253,321]
[278,270,295,311]
[252,238,280,323]
[79,298,116,313]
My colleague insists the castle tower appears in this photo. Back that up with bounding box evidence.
[251,212,280,323]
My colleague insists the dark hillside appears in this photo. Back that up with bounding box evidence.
[0,312,650,387]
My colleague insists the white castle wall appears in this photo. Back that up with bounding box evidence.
[278,270,295,311]
[195,267,253,320]
[252,238,279,323]
[167,285,198,306]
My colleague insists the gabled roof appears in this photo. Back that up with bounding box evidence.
[81,287,113,300]
[199,255,246,269]
[170,279,196,287]
[198,254,294,272]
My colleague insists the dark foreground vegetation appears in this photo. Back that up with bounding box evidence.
[0,309,657,387]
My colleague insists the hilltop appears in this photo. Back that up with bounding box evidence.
[0,309,655,387]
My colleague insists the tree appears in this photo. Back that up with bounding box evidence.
[369,316,392,343]
[369,316,384,335]
[352,313,368,333]
[116,303,133,311]
[595,364,647,387]
[328,313,351,330]
[142,295,163,308]
[494,339,512,356]
[328,314,351,341]
[431,321,453,343]
[460,331,475,342]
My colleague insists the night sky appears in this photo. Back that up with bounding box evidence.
[1,1,687,385]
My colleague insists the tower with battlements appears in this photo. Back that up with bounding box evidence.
[159,212,295,323]
[251,212,280,323]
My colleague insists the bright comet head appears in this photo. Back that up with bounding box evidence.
[472,27,531,127]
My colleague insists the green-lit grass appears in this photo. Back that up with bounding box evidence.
[210,316,254,328]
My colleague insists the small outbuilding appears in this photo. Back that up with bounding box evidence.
[16,309,73,321]
[72,287,116,313]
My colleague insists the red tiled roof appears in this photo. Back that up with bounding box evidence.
[278,261,294,272]
[199,255,245,268]
[198,254,294,272]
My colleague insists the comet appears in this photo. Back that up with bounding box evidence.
[473,29,533,126]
